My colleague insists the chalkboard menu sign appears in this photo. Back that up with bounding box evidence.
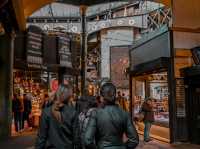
[26,25,43,68]
[57,35,72,68]
[176,78,186,117]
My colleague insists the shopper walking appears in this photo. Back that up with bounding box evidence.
[79,97,97,149]
[141,98,155,142]
[12,94,23,132]
[35,84,80,149]
[23,94,32,129]
[84,82,139,149]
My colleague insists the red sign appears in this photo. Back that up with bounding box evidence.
[51,79,58,91]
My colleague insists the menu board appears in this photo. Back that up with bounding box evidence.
[176,78,186,117]
[58,36,72,68]
[26,25,43,68]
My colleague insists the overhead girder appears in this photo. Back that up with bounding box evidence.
[11,0,171,31]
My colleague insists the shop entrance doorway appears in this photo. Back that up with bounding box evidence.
[132,72,170,142]
[187,84,200,144]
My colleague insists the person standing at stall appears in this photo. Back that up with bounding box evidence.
[141,98,155,142]
[42,93,51,109]
[12,94,23,133]
[84,82,139,149]
[23,94,32,130]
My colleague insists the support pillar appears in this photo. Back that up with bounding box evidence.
[80,5,87,95]
[145,80,151,98]
[0,34,14,139]
[58,67,65,85]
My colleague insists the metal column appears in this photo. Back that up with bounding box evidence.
[80,6,87,95]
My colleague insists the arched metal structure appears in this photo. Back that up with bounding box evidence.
[11,0,171,31]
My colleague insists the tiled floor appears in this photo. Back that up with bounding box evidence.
[137,140,200,149]
[0,131,200,149]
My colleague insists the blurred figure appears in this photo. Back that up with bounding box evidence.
[116,91,122,106]
[96,95,104,108]
[84,82,139,149]
[68,93,77,108]
[79,97,97,149]
[35,84,80,149]
[141,98,155,142]
[12,94,23,132]
[122,93,128,111]
[23,94,32,130]
[42,93,51,109]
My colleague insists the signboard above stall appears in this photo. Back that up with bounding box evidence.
[130,26,170,72]
[26,25,43,69]
[43,35,57,66]
[57,35,72,68]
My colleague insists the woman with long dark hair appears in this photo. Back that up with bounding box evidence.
[35,84,80,149]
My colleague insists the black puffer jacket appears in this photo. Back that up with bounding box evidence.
[35,105,80,149]
[84,105,139,149]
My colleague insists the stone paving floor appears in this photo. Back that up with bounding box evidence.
[0,131,200,149]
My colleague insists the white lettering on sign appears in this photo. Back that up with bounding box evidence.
[27,14,148,34]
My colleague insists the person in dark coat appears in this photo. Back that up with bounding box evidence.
[35,84,80,149]
[84,82,139,149]
[42,93,52,109]
[12,94,23,132]
[79,97,97,149]
[23,94,32,129]
[141,98,155,142]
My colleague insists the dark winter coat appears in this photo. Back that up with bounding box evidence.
[84,105,139,149]
[12,98,23,113]
[79,108,96,149]
[23,98,32,114]
[35,105,80,149]
[142,102,155,122]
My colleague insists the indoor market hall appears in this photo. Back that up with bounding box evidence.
[0,0,200,149]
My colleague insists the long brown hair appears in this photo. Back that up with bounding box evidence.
[52,84,72,122]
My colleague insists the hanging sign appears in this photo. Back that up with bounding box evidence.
[26,25,43,68]
[57,35,72,68]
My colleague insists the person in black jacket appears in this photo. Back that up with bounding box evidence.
[84,82,139,149]
[35,84,80,149]
[12,94,23,132]
[23,94,32,129]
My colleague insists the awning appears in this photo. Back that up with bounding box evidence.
[129,57,170,76]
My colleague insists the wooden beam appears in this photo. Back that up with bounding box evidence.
[175,49,192,57]
[12,0,26,30]
[171,27,200,33]
[23,0,55,17]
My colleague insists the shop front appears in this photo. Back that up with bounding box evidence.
[182,66,200,144]
[12,25,80,135]
[129,22,200,143]
[129,27,172,142]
